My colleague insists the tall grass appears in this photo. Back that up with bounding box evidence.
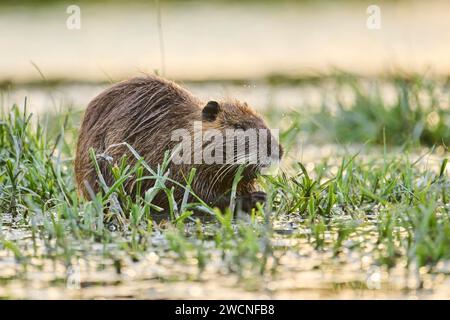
[269,74,450,147]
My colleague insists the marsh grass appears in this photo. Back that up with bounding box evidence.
[0,76,449,297]
[267,74,450,147]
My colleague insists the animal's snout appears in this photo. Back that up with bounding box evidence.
[263,130,283,160]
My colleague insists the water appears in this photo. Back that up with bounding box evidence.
[1,81,326,115]
[2,76,443,116]
[2,217,449,299]
[2,0,450,82]
[0,145,448,300]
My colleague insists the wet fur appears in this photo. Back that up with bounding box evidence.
[75,75,279,211]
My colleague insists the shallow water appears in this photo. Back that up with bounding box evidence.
[0,145,448,300]
[1,82,325,115]
[1,218,449,299]
[3,76,447,117]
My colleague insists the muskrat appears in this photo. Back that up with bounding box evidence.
[75,75,282,213]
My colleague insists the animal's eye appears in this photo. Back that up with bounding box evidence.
[233,124,246,130]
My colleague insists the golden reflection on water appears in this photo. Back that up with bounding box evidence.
[1,228,449,299]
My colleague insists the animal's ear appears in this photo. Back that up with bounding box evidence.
[202,101,220,121]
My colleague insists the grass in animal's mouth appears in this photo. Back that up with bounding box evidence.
[0,74,449,298]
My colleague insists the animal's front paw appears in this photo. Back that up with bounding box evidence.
[249,191,266,208]
[237,191,266,212]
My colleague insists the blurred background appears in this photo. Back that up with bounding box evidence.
[2,0,450,83]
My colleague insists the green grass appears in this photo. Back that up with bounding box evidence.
[0,75,449,298]
[267,74,450,147]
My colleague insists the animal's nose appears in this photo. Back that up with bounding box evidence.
[269,143,283,160]
[266,136,283,160]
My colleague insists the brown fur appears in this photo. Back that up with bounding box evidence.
[75,75,281,211]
